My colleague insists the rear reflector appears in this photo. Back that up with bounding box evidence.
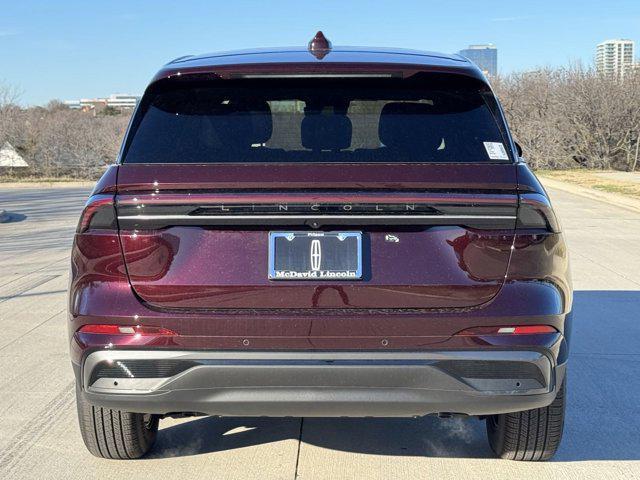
[456,325,557,336]
[78,324,177,336]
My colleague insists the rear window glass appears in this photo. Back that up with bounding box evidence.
[123,77,511,164]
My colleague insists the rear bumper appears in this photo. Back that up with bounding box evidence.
[77,349,565,417]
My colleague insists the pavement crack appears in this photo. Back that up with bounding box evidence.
[571,251,640,287]
[0,381,75,475]
[0,308,66,352]
[293,418,304,479]
[0,274,61,303]
[0,255,69,289]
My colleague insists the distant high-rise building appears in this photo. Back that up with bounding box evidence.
[459,44,497,77]
[596,39,635,78]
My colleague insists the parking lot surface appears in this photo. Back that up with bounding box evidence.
[0,184,638,479]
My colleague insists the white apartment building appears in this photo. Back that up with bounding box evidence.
[596,39,635,77]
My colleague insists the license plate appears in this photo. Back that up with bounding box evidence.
[269,232,362,280]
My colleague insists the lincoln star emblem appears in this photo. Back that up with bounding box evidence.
[310,239,322,271]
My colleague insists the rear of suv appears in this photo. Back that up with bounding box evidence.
[69,33,571,461]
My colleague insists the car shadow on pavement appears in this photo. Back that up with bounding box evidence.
[150,415,493,460]
[149,290,640,461]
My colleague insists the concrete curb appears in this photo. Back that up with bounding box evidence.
[539,176,640,214]
[0,209,9,223]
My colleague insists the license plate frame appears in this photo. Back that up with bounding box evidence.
[268,231,363,281]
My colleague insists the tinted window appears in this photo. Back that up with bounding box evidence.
[123,78,511,163]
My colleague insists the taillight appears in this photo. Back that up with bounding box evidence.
[76,194,117,233]
[516,193,561,232]
[456,325,557,336]
[78,324,177,336]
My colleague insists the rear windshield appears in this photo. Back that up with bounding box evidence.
[123,76,512,164]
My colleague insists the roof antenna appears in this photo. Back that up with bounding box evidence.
[308,31,332,59]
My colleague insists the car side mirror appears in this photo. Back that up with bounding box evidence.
[514,142,523,158]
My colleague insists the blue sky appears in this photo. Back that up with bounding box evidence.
[1,0,639,105]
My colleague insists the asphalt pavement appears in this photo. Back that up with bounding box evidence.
[0,183,638,479]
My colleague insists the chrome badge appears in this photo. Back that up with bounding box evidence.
[310,239,322,271]
[385,234,400,243]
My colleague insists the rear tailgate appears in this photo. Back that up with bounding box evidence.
[115,163,517,310]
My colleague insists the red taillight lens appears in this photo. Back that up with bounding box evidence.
[78,324,177,336]
[77,194,117,233]
[456,325,557,336]
[505,325,558,334]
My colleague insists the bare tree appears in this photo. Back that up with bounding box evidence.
[494,66,640,170]
[1,99,131,179]
[0,80,22,108]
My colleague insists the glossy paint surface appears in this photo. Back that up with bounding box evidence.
[115,163,519,309]
[116,163,518,192]
[152,46,485,85]
[69,227,570,367]
[69,224,569,344]
[119,227,514,309]
[69,164,570,361]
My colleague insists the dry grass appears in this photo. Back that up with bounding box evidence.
[0,176,94,188]
[0,176,86,183]
[537,170,640,200]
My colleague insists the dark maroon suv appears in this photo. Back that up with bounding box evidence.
[69,33,571,461]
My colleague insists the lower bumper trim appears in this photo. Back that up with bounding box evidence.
[80,350,560,417]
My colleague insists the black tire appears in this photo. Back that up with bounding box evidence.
[486,377,566,461]
[75,382,159,459]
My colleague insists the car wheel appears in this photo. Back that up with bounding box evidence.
[486,376,566,461]
[75,382,159,459]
